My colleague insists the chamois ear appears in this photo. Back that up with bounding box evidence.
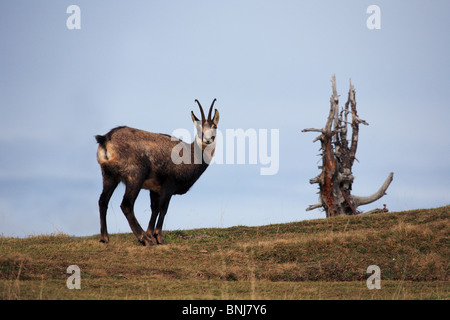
[191,111,200,123]
[212,109,220,126]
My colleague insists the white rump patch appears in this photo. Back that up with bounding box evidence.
[97,146,112,163]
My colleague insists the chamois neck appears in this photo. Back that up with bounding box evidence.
[191,136,216,167]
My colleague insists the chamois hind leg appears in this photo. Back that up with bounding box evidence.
[153,193,172,245]
[98,172,119,243]
[120,179,154,246]
[146,190,160,241]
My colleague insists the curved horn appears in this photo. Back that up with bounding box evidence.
[195,99,206,121]
[208,98,217,120]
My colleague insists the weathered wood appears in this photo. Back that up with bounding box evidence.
[360,204,389,215]
[302,75,393,217]
[351,172,394,207]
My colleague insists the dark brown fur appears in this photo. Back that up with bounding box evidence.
[96,99,219,245]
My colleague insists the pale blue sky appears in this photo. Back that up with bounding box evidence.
[1,1,449,237]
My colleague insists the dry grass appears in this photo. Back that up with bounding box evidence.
[0,205,448,299]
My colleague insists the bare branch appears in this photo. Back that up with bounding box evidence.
[351,172,394,208]
[353,115,368,126]
[301,128,323,133]
[360,204,389,215]
[313,134,324,143]
[326,75,339,133]
[302,128,325,143]
[341,189,357,215]
[309,174,323,185]
[306,198,323,211]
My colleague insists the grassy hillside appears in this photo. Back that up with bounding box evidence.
[1,206,448,299]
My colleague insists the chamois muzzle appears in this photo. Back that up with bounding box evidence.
[203,129,216,145]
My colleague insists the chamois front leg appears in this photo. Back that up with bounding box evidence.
[120,182,154,246]
[146,190,160,242]
[153,193,172,245]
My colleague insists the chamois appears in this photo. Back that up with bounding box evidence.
[95,99,220,245]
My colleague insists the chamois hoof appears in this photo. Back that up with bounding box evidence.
[99,237,109,244]
[138,234,155,246]
[154,234,165,245]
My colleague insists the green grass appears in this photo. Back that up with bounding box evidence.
[1,206,449,300]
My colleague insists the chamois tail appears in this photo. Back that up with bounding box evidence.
[95,134,111,163]
[95,134,106,145]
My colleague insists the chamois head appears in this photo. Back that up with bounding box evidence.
[191,99,220,146]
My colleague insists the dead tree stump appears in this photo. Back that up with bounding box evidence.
[302,75,393,217]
